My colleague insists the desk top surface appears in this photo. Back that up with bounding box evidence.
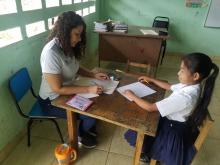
[52,73,165,136]
[97,25,169,39]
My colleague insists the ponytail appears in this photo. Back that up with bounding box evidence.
[189,63,219,129]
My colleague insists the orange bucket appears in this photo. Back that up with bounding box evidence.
[55,144,77,165]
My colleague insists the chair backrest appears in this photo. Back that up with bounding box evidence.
[9,68,32,102]
[125,60,151,76]
[194,112,214,151]
[152,16,169,30]
[8,68,34,118]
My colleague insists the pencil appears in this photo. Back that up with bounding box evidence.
[143,80,150,84]
[115,69,125,73]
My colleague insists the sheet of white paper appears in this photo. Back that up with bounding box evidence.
[72,76,98,98]
[140,29,158,35]
[91,79,119,94]
[72,76,119,97]
[117,82,156,101]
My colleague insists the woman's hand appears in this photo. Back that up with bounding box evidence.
[94,72,109,80]
[138,76,152,83]
[88,85,103,94]
[123,90,136,100]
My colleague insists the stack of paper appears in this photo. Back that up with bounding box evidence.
[117,82,156,101]
[113,23,128,33]
[94,22,107,32]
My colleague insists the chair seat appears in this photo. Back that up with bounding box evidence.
[28,101,48,117]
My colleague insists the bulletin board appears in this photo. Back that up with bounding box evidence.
[205,0,220,27]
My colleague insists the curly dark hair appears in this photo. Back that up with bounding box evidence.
[47,11,86,59]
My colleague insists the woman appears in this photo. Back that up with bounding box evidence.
[38,11,108,148]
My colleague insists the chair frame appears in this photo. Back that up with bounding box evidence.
[152,16,169,65]
[149,113,214,165]
[9,68,64,147]
[125,60,152,76]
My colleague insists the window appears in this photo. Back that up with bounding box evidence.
[75,10,82,16]
[83,8,89,16]
[89,5,95,13]
[45,0,59,8]
[74,0,81,3]
[0,0,17,15]
[82,0,88,2]
[21,0,42,11]
[0,27,22,48]
[25,21,45,37]
[48,16,58,29]
[62,0,72,5]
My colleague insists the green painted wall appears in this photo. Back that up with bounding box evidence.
[100,0,220,56]
[0,0,100,151]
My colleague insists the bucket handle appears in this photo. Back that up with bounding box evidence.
[69,148,77,162]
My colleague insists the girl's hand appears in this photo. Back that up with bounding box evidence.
[88,85,103,94]
[94,72,109,80]
[138,76,152,83]
[123,90,136,100]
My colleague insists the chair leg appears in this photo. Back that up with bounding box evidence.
[150,159,157,165]
[160,43,167,65]
[50,119,64,143]
[27,119,33,147]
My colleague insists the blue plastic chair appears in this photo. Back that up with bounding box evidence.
[8,68,64,146]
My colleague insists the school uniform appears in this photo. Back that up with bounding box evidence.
[124,83,201,165]
[38,38,96,137]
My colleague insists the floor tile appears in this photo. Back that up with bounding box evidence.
[209,97,220,116]
[203,138,220,165]
[2,137,57,165]
[106,152,146,165]
[191,147,209,165]
[31,119,68,142]
[208,115,220,139]
[96,121,116,151]
[106,152,133,165]
[160,54,182,69]
[110,127,135,157]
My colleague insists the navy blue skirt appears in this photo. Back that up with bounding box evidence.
[124,117,198,165]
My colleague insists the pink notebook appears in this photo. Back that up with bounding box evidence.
[66,95,93,111]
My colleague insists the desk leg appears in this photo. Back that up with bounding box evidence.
[133,132,144,165]
[67,110,78,152]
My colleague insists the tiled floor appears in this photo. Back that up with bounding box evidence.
[2,55,220,165]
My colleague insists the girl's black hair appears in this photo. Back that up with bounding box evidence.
[183,53,219,129]
[47,11,86,59]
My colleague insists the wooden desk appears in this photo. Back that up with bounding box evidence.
[98,26,168,76]
[52,73,165,165]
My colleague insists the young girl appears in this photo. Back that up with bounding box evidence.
[123,53,219,165]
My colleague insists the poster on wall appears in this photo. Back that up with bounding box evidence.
[205,0,220,28]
